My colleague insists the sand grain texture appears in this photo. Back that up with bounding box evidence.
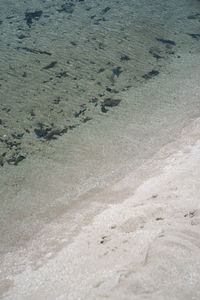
[0,0,200,299]
[1,119,200,300]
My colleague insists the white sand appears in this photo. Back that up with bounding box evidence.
[1,114,200,300]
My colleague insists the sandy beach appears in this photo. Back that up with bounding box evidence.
[1,115,200,300]
[0,0,200,299]
[1,54,200,298]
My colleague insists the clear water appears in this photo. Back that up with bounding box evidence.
[0,0,199,167]
[1,2,200,298]
[0,0,200,252]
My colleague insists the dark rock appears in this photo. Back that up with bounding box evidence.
[55,71,68,78]
[187,33,200,39]
[7,155,26,165]
[101,98,121,112]
[18,34,26,39]
[52,98,61,104]
[97,68,105,73]
[43,61,57,70]
[156,38,176,45]
[102,98,121,107]
[106,87,119,93]
[142,70,159,79]
[34,123,52,138]
[112,67,123,77]
[101,7,111,15]
[101,105,108,113]
[25,10,43,27]
[11,133,24,139]
[44,129,62,140]
[187,14,200,20]
[120,55,130,61]
[74,108,86,118]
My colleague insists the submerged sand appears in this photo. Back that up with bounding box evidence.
[0,55,200,298]
[0,0,200,299]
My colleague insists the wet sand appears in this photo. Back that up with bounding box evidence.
[1,113,200,300]
[0,0,200,299]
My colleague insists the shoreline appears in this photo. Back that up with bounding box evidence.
[1,51,200,260]
[1,117,200,299]
[0,6,200,297]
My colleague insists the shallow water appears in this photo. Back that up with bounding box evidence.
[0,0,199,167]
[0,0,200,257]
[1,2,200,299]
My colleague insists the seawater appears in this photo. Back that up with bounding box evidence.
[0,0,200,257]
[0,0,199,167]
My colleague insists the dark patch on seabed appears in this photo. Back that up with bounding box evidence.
[0,0,199,167]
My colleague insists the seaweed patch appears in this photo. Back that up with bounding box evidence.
[142,70,159,80]
[42,61,58,70]
[16,47,52,56]
[187,33,200,39]
[112,67,123,77]
[25,10,43,27]
[101,98,121,113]
[156,38,176,46]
